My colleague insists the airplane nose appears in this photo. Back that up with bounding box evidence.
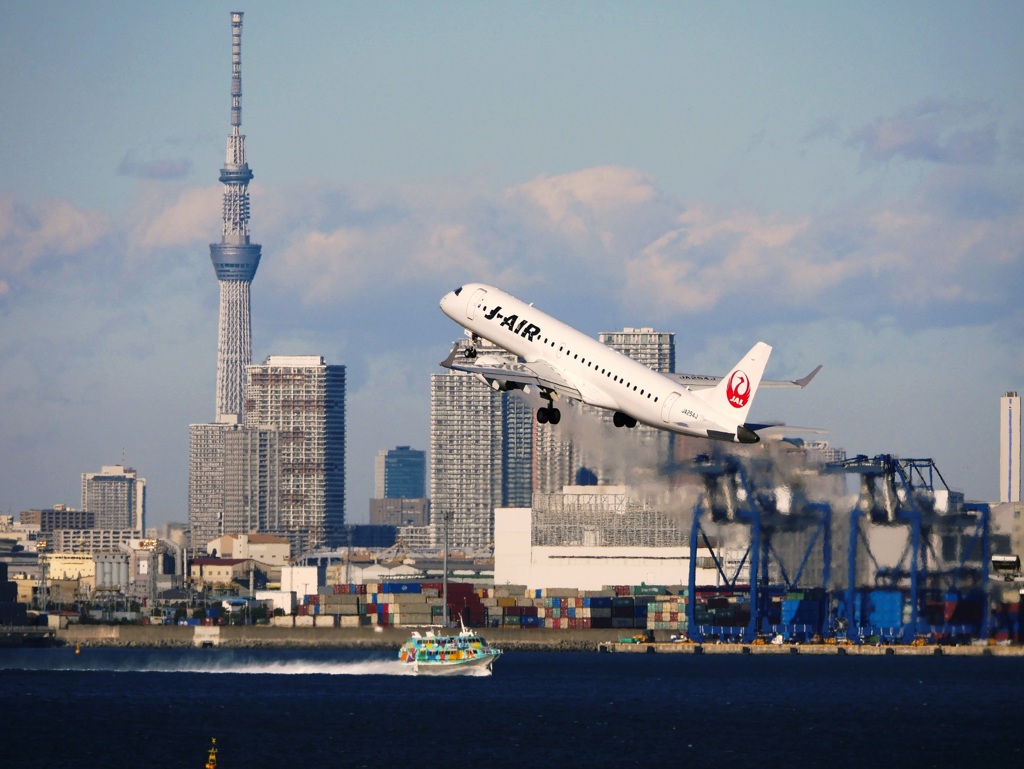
[439,288,460,318]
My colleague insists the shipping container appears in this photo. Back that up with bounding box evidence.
[632,584,668,596]
[867,590,903,628]
[383,582,422,594]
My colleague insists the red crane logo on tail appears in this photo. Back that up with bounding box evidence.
[726,370,750,408]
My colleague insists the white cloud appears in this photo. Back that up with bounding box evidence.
[0,196,110,280]
[512,166,658,227]
[624,206,819,314]
[507,166,665,259]
[129,185,221,251]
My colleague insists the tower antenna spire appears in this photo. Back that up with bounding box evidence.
[210,11,261,423]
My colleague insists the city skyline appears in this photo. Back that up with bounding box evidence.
[1,4,1022,525]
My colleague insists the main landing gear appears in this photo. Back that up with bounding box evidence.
[536,405,561,425]
[612,411,637,428]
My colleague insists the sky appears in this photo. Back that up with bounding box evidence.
[1,1,1022,528]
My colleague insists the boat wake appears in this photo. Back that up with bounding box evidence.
[171,659,417,676]
[0,652,419,676]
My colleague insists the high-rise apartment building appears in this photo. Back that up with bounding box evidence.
[599,327,675,374]
[188,423,280,552]
[371,446,429,528]
[81,465,146,531]
[245,356,346,551]
[1001,391,1021,503]
[534,327,677,492]
[19,505,94,534]
[430,339,533,550]
[375,446,426,499]
[597,327,676,470]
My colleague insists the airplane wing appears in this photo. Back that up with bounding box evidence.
[439,344,583,400]
[669,364,821,390]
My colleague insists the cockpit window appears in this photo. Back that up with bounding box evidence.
[453,287,462,296]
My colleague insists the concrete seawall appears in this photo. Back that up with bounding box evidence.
[55,625,1024,656]
[599,641,1024,656]
[57,624,607,651]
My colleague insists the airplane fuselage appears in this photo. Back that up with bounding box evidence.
[440,283,767,443]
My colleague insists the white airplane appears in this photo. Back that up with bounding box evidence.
[439,283,820,445]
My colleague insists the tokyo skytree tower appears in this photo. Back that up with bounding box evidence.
[210,12,261,423]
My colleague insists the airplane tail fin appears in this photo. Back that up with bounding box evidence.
[694,342,772,427]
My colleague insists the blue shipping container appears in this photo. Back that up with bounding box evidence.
[383,582,422,594]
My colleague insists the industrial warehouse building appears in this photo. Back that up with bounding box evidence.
[494,485,731,590]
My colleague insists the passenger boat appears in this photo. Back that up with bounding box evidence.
[398,623,502,675]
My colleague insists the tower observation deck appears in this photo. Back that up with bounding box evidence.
[211,11,262,423]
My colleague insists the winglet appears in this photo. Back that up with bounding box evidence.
[439,343,459,370]
[792,364,822,389]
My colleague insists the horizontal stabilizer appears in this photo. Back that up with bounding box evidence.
[670,363,821,390]
[746,424,830,439]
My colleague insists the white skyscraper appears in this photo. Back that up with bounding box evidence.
[430,339,532,550]
[1000,391,1021,503]
[245,356,346,551]
[188,423,281,553]
[81,465,146,531]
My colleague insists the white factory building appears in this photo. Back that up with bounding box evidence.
[494,485,736,591]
